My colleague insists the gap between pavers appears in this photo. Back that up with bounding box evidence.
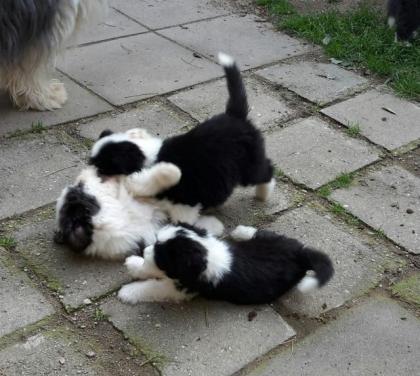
[14,220,129,309]
[159,14,312,69]
[248,296,420,376]
[331,164,420,254]
[0,73,112,137]
[267,206,403,317]
[168,77,298,131]
[101,299,296,376]
[0,132,85,220]
[0,247,55,338]
[322,89,420,151]
[78,102,190,140]
[256,61,368,105]
[264,117,381,189]
[58,32,223,106]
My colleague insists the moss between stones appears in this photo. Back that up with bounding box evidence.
[391,273,420,307]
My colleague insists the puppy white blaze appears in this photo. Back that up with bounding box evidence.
[91,132,131,158]
[297,275,319,293]
[230,225,257,241]
[218,52,235,67]
[200,237,232,286]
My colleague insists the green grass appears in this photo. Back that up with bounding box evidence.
[0,236,17,250]
[318,172,354,197]
[391,274,420,307]
[330,202,345,214]
[31,121,46,134]
[259,1,420,100]
[346,122,361,137]
[93,308,108,321]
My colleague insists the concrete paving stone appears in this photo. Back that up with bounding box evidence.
[0,133,84,220]
[0,332,106,375]
[110,0,227,29]
[211,183,296,231]
[265,117,381,189]
[79,102,189,140]
[0,74,112,137]
[256,61,368,105]
[14,220,128,309]
[249,297,420,376]
[102,298,296,376]
[322,89,420,151]
[58,33,222,106]
[169,77,297,131]
[159,15,312,69]
[331,164,420,254]
[268,206,396,317]
[0,247,55,337]
[75,7,147,45]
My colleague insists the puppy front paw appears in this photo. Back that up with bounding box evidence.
[230,225,257,241]
[118,283,141,305]
[155,162,182,187]
[125,255,145,279]
[195,215,224,236]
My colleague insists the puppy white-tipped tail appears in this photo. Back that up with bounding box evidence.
[297,275,319,293]
[218,52,235,67]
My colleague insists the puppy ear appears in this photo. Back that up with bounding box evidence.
[53,230,65,244]
[99,129,113,139]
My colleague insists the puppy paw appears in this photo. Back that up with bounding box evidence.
[255,178,275,201]
[48,80,68,107]
[118,283,140,305]
[124,255,145,279]
[231,225,257,241]
[155,162,182,187]
[195,215,224,236]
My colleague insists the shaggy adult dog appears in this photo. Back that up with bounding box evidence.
[118,224,334,305]
[388,0,420,41]
[89,53,275,230]
[0,0,107,111]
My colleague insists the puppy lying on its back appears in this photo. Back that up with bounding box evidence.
[89,53,275,230]
[118,224,334,305]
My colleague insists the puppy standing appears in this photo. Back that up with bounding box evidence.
[118,224,334,305]
[89,53,275,229]
[0,0,107,110]
[387,0,420,41]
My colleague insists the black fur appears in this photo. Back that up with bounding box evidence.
[154,226,334,305]
[54,182,100,253]
[0,0,62,64]
[91,59,273,209]
[89,141,146,176]
[388,0,420,41]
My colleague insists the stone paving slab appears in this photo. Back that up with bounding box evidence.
[110,0,227,29]
[322,89,420,151]
[76,7,147,45]
[0,332,107,376]
[59,32,222,106]
[102,298,296,376]
[14,220,128,309]
[265,117,381,189]
[0,133,84,220]
[256,61,368,105]
[331,164,420,254]
[249,297,420,376]
[0,74,112,137]
[79,102,189,140]
[0,247,55,338]
[212,183,296,231]
[268,206,398,317]
[169,77,297,131]
[160,15,312,69]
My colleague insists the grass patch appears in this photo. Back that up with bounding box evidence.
[259,1,420,100]
[317,172,354,197]
[93,308,108,321]
[0,236,17,251]
[391,274,420,307]
[31,121,46,134]
[346,122,361,137]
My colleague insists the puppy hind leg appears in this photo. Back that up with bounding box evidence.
[230,225,257,241]
[194,215,224,236]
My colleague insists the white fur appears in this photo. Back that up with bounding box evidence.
[218,52,235,67]
[118,279,193,304]
[157,225,180,243]
[194,215,224,236]
[388,16,396,28]
[124,253,165,280]
[297,276,319,293]
[157,200,202,225]
[124,162,181,197]
[230,225,257,241]
[255,178,275,201]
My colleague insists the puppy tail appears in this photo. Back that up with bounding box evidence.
[297,247,334,293]
[218,52,249,120]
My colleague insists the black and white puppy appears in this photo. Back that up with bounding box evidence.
[118,224,334,305]
[89,53,275,228]
[388,0,420,42]
[0,0,107,111]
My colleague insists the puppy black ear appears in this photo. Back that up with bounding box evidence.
[99,129,113,139]
[53,230,65,244]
